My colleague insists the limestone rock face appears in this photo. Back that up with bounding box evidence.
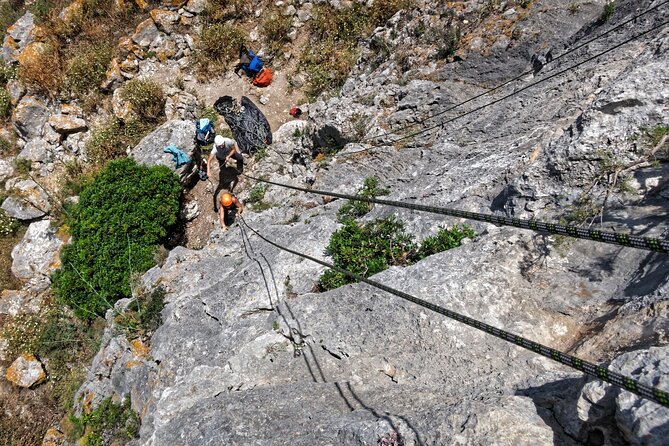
[12,96,50,140]
[0,289,45,316]
[1,12,35,62]
[74,1,669,444]
[1,179,51,220]
[132,18,160,49]
[129,119,195,173]
[11,219,64,280]
[0,158,15,183]
[150,9,180,34]
[6,353,46,388]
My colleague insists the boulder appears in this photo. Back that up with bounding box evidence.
[164,90,197,121]
[0,289,45,316]
[101,58,124,91]
[6,353,46,388]
[184,0,207,14]
[11,219,64,280]
[130,119,195,173]
[0,158,15,183]
[12,96,49,139]
[17,138,51,162]
[150,9,180,34]
[1,179,51,220]
[60,103,83,116]
[7,79,26,106]
[1,12,35,62]
[41,428,65,446]
[132,18,160,49]
[48,114,87,134]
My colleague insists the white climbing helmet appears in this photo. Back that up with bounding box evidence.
[214,135,225,146]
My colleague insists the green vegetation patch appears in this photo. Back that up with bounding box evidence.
[86,118,152,165]
[260,8,292,59]
[303,0,413,99]
[0,88,11,120]
[115,287,166,341]
[70,397,140,445]
[320,217,474,290]
[52,158,181,319]
[63,42,113,99]
[119,78,165,122]
[337,176,389,222]
[197,23,246,75]
[599,1,616,23]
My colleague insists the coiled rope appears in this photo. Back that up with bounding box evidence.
[240,216,669,408]
[241,174,668,253]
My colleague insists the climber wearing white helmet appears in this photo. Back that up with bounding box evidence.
[208,134,244,178]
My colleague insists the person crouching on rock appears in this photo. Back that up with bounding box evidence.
[208,135,244,177]
[219,193,244,231]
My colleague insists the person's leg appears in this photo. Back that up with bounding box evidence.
[213,158,225,212]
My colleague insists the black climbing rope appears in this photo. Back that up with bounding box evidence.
[239,216,669,408]
[241,174,668,253]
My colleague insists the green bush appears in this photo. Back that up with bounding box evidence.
[199,23,246,64]
[320,217,416,290]
[86,118,152,165]
[412,225,475,261]
[0,88,11,120]
[337,176,389,221]
[52,158,181,319]
[63,42,112,99]
[320,217,475,291]
[600,1,615,23]
[119,79,165,122]
[70,397,140,445]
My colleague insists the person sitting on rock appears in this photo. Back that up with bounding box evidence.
[218,192,243,231]
[208,135,244,176]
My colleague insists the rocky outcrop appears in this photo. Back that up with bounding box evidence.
[12,96,49,140]
[6,353,46,388]
[67,0,669,444]
[1,179,51,220]
[1,12,36,62]
[11,219,64,280]
[0,289,45,316]
[130,119,195,172]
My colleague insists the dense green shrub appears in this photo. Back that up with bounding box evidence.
[52,158,180,319]
[86,118,152,165]
[337,176,389,222]
[70,397,140,445]
[320,218,474,291]
[319,217,416,290]
[413,225,475,261]
[63,42,112,98]
[119,79,165,122]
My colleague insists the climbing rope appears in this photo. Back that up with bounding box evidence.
[359,1,669,145]
[241,174,668,253]
[239,216,669,408]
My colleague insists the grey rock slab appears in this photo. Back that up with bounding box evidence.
[1,179,51,220]
[6,353,46,388]
[12,96,49,139]
[18,138,51,162]
[47,114,87,134]
[1,12,35,62]
[11,219,63,280]
[132,18,160,48]
[0,289,44,316]
[130,119,195,174]
[0,158,15,183]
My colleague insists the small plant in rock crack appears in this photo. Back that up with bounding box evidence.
[599,1,616,23]
[115,287,166,341]
[337,176,390,222]
[0,209,20,236]
[69,397,140,444]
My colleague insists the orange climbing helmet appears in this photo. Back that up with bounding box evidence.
[221,193,233,207]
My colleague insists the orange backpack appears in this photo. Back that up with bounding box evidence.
[252,68,273,87]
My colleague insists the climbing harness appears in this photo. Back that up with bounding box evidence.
[240,216,669,408]
[241,174,668,253]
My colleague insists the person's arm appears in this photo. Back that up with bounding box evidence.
[219,206,227,230]
[234,198,244,215]
[207,151,215,178]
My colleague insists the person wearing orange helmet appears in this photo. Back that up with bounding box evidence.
[218,192,244,231]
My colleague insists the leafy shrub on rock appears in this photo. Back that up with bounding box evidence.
[199,23,246,65]
[63,42,112,99]
[119,78,165,122]
[53,158,180,319]
[320,217,474,291]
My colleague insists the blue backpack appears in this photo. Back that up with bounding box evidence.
[195,118,215,145]
[246,49,264,76]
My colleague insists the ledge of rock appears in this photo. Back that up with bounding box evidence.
[1,179,51,220]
